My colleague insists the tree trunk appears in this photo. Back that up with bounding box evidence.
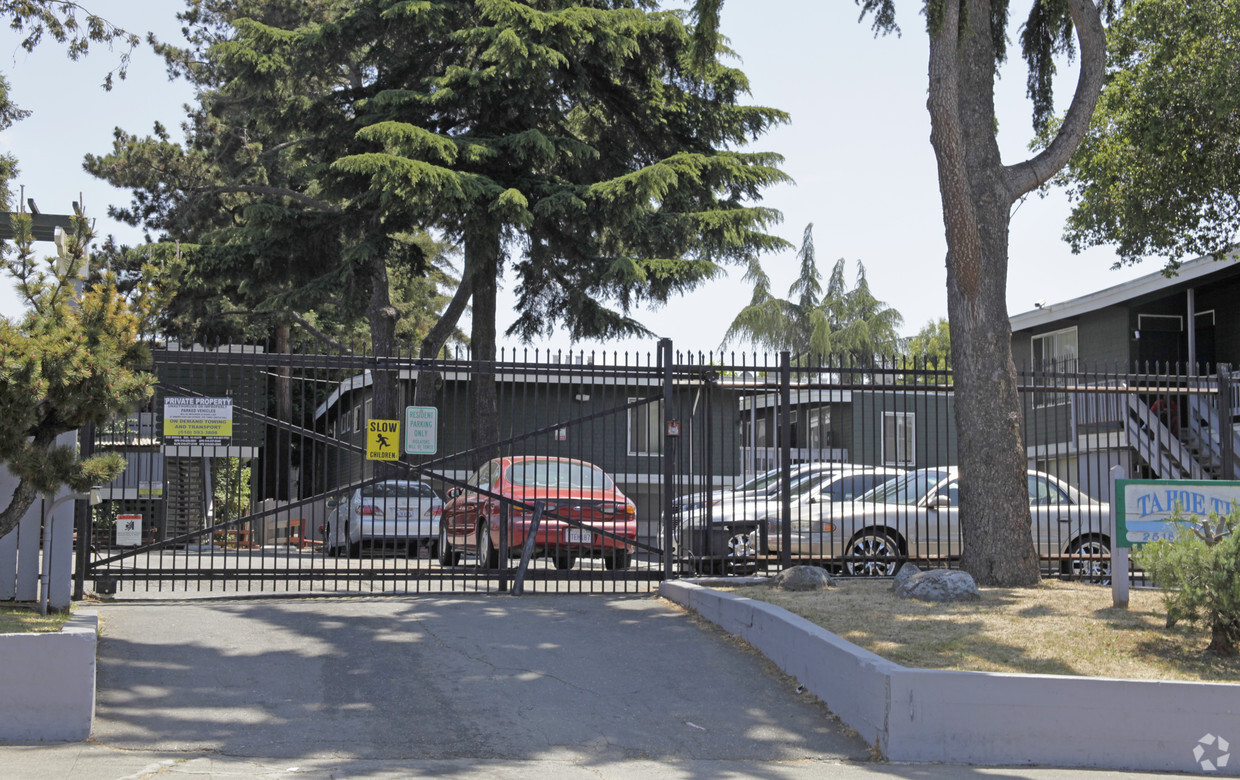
[367,255,401,477]
[411,261,473,411]
[1209,617,1239,657]
[927,0,1105,586]
[263,324,294,500]
[0,429,59,539]
[466,220,501,462]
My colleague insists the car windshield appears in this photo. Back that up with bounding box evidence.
[861,470,950,505]
[362,482,430,499]
[506,461,614,490]
[736,465,834,495]
[732,468,783,494]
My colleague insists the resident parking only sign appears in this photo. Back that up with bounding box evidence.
[404,406,438,455]
[366,419,401,461]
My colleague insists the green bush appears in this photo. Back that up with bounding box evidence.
[1135,507,1240,656]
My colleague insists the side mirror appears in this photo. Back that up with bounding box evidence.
[326,498,338,509]
[930,494,952,508]
[447,487,463,499]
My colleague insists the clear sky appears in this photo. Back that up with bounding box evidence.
[0,0,1157,357]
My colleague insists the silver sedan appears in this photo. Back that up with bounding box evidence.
[770,467,1112,580]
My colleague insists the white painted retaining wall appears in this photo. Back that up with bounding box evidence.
[661,580,1240,775]
[0,612,97,741]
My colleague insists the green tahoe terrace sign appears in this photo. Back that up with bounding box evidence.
[1115,479,1240,547]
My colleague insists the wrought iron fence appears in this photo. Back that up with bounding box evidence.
[74,339,1235,596]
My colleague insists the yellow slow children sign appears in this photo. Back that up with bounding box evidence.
[366,419,401,461]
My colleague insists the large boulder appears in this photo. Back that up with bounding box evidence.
[894,569,980,602]
[770,565,833,591]
[891,562,922,592]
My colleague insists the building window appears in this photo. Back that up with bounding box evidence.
[1031,326,1078,406]
[882,412,915,467]
[628,398,663,455]
[751,417,768,448]
[806,406,831,450]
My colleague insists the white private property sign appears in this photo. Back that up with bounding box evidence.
[116,513,142,546]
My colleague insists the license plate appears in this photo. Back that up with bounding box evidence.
[567,529,592,544]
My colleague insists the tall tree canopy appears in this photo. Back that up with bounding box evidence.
[91,0,791,452]
[1052,0,1240,267]
[904,317,951,369]
[0,1,137,210]
[697,0,1112,585]
[721,223,904,365]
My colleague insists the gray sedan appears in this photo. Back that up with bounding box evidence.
[774,467,1111,580]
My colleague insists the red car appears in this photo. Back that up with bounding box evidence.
[438,456,637,570]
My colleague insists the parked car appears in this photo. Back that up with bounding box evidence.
[673,463,840,524]
[438,456,637,570]
[324,480,444,558]
[676,464,904,574]
[798,467,1111,579]
[762,465,907,554]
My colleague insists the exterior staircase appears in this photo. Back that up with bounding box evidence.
[1126,387,1240,480]
[164,457,215,539]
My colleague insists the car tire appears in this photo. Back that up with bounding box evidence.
[1063,536,1111,585]
[553,552,577,570]
[844,530,901,577]
[723,527,759,575]
[437,524,460,566]
[477,523,499,569]
[603,550,631,571]
[693,558,722,576]
[347,539,361,558]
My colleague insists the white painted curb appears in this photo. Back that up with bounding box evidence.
[0,611,97,742]
[661,580,1240,774]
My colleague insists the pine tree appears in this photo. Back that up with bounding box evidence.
[92,1,791,454]
[0,208,155,537]
[721,223,904,365]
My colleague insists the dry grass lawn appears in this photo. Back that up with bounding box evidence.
[0,605,69,634]
[728,579,1240,683]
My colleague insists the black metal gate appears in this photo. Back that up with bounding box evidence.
[78,340,683,596]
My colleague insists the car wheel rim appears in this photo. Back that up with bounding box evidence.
[847,536,895,577]
[726,532,755,560]
[1071,541,1110,584]
[478,527,491,567]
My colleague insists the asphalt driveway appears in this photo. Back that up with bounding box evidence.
[91,594,870,768]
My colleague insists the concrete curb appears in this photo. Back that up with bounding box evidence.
[0,610,97,742]
[661,580,1240,775]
